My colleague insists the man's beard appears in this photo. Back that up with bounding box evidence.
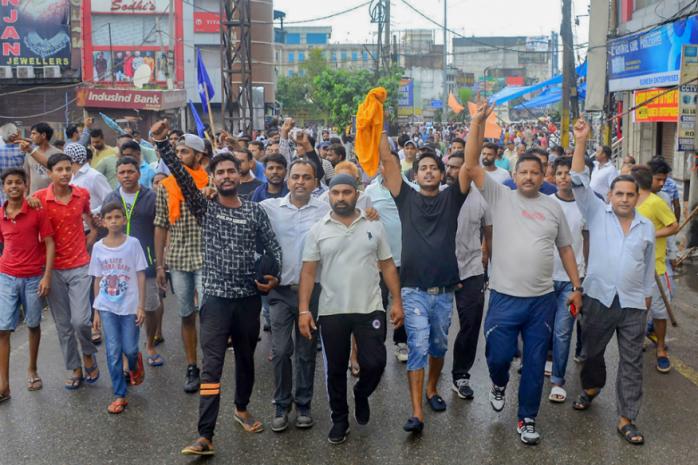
[218,186,238,197]
[445,175,457,185]
[482,159,494,167]
[331,200,356,217]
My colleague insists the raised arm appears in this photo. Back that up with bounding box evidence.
[570,118,604,219]
[378,132,402,197]
[150,120,207,223]
[464,101,493,190]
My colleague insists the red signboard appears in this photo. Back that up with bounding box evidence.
[506,76,525,86]
[76,87,186,110]
[194,12,220,33]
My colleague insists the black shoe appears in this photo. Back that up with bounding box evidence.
[354,395,370,425]
[183,365,200,393]
[403,416,424,433]
[263,324,271,332]
[452,378,474,400]
[328,422,350,445]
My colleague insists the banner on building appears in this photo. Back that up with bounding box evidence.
[0,0,71,67]
[608,14,698,92]
[194,12,220,33]
[76,87,186,111]
[92,0,170,14]
[398,79,413,107]
[633,88,679,123]
[677,44,697,152]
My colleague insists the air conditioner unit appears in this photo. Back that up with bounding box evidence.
[43,66,61,78]
[0,66,12,79]
[16,66,35,79]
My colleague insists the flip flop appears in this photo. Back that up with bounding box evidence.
[107,399,128,414]
[64,376,84,391]
[85,356,100,384]
[147,354,165,367]
[91,331,102,345]
[617,423,644,445]
[573,389,600,410]
[0,392,10,403]
[548,385,567,403]
[233,412,264,433]
[153,336,165,347]
[27,377,43,391]
[181,439,215,456]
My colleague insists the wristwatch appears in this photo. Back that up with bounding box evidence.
[572,286,584,293]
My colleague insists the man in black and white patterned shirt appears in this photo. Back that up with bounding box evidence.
[150,121,282,457]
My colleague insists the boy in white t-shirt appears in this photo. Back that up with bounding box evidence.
[89,202,147,414]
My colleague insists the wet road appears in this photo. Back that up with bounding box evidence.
[1,265,698,465]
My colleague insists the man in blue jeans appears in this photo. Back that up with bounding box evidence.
[464,102,583,445]
[377,132,470,433]
[547,157,588,404]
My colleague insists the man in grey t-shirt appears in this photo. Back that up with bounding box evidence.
[464,102,583,446]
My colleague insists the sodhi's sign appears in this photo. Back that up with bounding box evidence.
[91,0,170,13]
[76,87,186,111]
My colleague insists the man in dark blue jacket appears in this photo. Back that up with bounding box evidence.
[104,156,164,367]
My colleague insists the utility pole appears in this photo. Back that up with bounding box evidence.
[383,0,391,70]
[560,0,577,149]
[442,0,448,124]
[167,0,175,90]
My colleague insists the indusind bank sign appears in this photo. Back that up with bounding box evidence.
[76,87,186,111]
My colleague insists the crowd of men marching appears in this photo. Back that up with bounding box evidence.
[0,100,684,454]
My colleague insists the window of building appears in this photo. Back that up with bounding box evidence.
[341,51,348,61]
[331,51,337,62]
[307,33,328,45]
[286,33,301,45]
[351,51,358,61]
[299,69,305,77]
[288,70,295,77]
[298,52,305,62]
[362,51,368,61]
[288,52,295,63]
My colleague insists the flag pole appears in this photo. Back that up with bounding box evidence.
[203,85,217,150]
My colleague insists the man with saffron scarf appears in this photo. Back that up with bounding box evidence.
[154,134,209,393]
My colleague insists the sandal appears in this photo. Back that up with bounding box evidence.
[426,394,447,412]
[129,353,145,386]
[617,423,644,445]
[64,376,84,391]
[350,361,360,378]
[153,335,165,346]
[147,354,165,367]
[107,399,128,414]
[27,377,43,391]
[85,356,100,384]
[0,392,10,403]
[572,389,600,410]
[548,385,567,403]
[234,412,264,433]
[91,330,102,345]
[181,439,215,456]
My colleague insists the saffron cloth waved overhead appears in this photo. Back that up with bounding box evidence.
[355,87,387,178]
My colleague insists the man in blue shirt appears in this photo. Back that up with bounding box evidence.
[503,147,557,195]
[570,118,655,446]
[251,154,289,202]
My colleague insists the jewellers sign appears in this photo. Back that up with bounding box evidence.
[0,0,72,67]
[76,87,186,111]
[92,0,170,14]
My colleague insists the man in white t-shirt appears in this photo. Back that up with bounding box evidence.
[481,142,511,184]
[590,145,618,199]
[547,157,588,404]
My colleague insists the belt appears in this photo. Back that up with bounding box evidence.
[278,284,300,292]
[419,286,456,295]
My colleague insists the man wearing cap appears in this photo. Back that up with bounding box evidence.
[379,131,471,434]
[299,173,403,445]
[154,133,209,393]
[400,140,418,177]
[260,158,329,432]
[66,143,112,216]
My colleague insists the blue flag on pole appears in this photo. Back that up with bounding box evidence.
[99,112,126,135]
[188,100,206,138]
[197,48,215,113]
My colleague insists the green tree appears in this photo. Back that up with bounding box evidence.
[276,74,314,117]
[299,48,328,79]
[311,65,402,128]
[458,87,474,104]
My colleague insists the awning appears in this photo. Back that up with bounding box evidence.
[492,61,587,105]
[513,83,587,110]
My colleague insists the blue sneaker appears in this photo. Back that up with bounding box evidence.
[656,356,671,373]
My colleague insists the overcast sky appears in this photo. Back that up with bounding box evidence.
[274,0,591,56]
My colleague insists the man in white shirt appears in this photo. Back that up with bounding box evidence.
[547,157,588,404]
[64,143,112,216]
[482,142,512,184]
[590,145,618,199]
[259,159,329,433]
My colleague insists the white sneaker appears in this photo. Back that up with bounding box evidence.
[394,343,408,363]
[517,418,541,445]
[489,385,506,412]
